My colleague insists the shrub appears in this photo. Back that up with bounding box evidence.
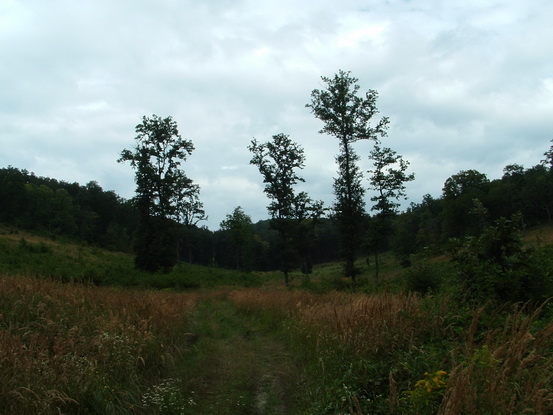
[450,214,553,303]
[404,370,448,413]
[404,263,443,294]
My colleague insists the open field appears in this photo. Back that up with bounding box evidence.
[1,226,553,413]
[2,272,553,414]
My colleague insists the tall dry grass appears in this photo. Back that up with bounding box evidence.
[230,289,437,355]
[229,288,553,414]
[0,273,197,414]
[439,304,553,415]
[296,292,428,356]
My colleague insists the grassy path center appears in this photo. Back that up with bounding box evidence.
[177,292,297,414]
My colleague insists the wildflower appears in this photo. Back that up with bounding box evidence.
[404,370,449,410]
[142,378,195,414]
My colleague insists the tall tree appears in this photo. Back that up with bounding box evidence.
[172,174,206,227]
[541,139,553,169]
[0,167,26,224]
[118,114,199,272]
[249,133,323,286]
[367,139,414,282]
[537,140,553,223]
[307,70,389,280]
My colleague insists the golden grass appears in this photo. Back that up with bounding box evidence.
[0,273,197,414]
[3,271,552,414]
[229,289,440,357]
[297,292,425,355]
[229,288,553,414]
[440,304,553,415]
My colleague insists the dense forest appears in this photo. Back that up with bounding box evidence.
[1,150,552,271]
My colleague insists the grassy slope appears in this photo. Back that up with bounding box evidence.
[0,224,271,289]
[3,221,551,290]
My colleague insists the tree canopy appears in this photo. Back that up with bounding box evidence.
[249,133,324,285]
[307,70,389,280]
[118,115,202,272]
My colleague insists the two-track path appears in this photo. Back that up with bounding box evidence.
[177,292,298,415]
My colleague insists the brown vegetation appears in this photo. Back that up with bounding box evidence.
[229,288,553,414]
[2,274,552,414]
[0,273,196,414]
[440,304,553,414]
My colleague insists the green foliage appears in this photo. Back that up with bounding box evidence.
[403,370,448,413]
[450,213,553,303]
[404,262,444,295]
[0,168,137,252]
[249,134,307,220]
[118,114,204,272]
[219,206,255,270]
[396,141,553,254]
[118,115,195,219]
[442,169,490,200]
[306,70,389,143]
[249,133,324,285]
[133,216,180,273]
[367,139,415,284]
[0,234,138,285]
[442,170,490,237]
[18,237,51,254]
[390,211,420,259]
[369,136,415,283]
[0,229,266,289]
[368,139,415,216]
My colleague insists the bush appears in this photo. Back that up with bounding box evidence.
[404,263,443,294]
[450,214,553,303]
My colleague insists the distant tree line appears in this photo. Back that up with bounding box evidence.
[2,148,553,276]
[0,167,137,251]
[390,155,553,260]
[0,166,340,270]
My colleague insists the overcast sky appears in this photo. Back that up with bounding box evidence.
[2,0,553,229]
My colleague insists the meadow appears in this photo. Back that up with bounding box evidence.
[1,227,553,414]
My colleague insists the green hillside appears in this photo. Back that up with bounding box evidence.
[2,221,553,294]
[0,224,264,290]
